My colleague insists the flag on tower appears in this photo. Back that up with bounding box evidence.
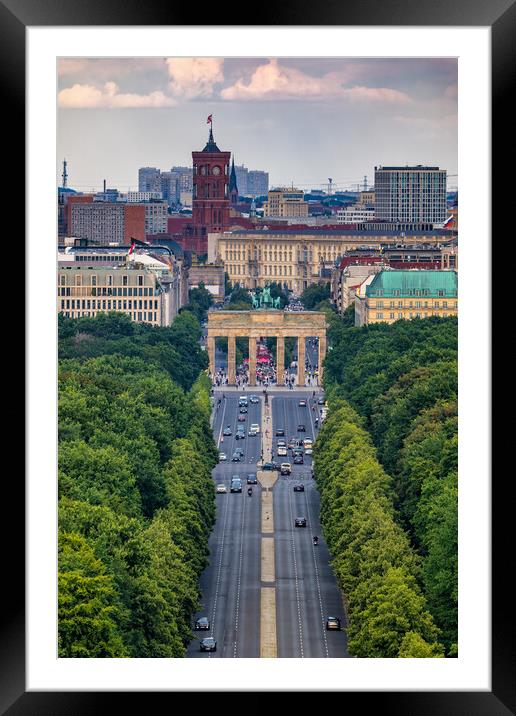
[207,114,213,124]
[128,241,135,255]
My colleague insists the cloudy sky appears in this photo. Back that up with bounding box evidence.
[57,57,457,192]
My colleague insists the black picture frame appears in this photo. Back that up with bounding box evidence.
[5,0,507,711]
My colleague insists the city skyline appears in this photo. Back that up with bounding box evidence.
[57,57,458,192]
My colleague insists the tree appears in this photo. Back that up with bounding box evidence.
[300,282,330,310]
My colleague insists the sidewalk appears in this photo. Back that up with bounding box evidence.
[211,385,323,393]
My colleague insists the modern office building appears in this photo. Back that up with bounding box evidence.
[354,269,458,326]
[138,167,162,194]
[374,165,447,224]
[57,246,186,325]
[336,206,375,224]
[247,170,269,198]
[263,188,309,219]
[69,201,146,244]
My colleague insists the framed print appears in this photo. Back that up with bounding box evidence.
[4,0,510,711]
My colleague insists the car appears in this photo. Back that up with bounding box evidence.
[238,397,248,407]
[304,448,313,456]
[216,484,227,494]
[250,424,260,434]
[326,616,342,631]
[303,438,313,448]
[293,454,304,465]
[235,447,244,456]
[246,474,257,484]
[238,414,246,422]
[275,428,285,437]
[262,461,279,471]
[248,428,258,437]
[318,398,325,406]
[295,517,307,527]
[223,427,232,436]
[293,484,305,492]
[231,452,241,462]
[218,452,227,462]
[239,406,248,414]
[230,478,242,492]
[277,439,287,447]
[249,395,259,404]
[194,616,210,630]
[280,462,292,475]
[277,446,288,457]
[288,437,297,449]
[297,424,306,432]
[200,637,217,652]
[235,431,245,440]
[298,399,307,407]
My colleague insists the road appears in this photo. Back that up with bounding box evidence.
[187,388,350,658]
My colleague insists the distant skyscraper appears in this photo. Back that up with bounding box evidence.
[247,170,269,198]
[374,165,447,224]
[234,164,248,197]
[139,167,162,194]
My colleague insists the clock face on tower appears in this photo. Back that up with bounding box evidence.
[212,166,221,175]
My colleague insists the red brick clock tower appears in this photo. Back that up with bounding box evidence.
[190,122,231,255]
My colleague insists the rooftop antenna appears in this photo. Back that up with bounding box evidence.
[62,159,68,188]
[363,175,368,191]
[327,178,333,195]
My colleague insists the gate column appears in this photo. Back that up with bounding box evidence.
[228,334,236,385]
[276,335,285,385]
[207,335,215,380]
[248,336,257,386]
[318,332,327,384]
[297,335,306,387]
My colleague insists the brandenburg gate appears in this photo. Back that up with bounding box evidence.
[206,309,328,387]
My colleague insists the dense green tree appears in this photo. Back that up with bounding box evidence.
[58,532,128,657]
[300,281,330,310]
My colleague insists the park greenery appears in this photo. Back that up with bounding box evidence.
[58,309,217,657]
[315,315,458,656]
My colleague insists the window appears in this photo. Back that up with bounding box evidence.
[138,275,143,286]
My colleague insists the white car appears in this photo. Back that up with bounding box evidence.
[303,439,313,448]
[216,484,227,494]
[277,446,288,457]
[250,424,260,434]
[219,452,227,461]
[304,448,313,456]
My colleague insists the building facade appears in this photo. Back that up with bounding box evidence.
[263,188,308,218]
[208,228,457,295]
[354,269,458,326]
[188,261,225,302]
[69,202,146,244]
[336,206,375,224]
[57,249,184,326]
[374,165,447,224]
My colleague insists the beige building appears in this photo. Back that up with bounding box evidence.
[208,228,456,295]
[188,261,225,302]
[331,262,384,313]
[57,249,184,326]
[359,189,375,206]
[263,188,308,218]
[354,269,458,326]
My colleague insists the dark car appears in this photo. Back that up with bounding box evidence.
[249,395,259,404]
[194,617,210,630]
[230,478,242,493]
[293,484,305,492]
[239,406,248,414]
[326,616,342,631]
[262,461,279,471]
[318,398,325,406]
[293,454,304,465]
[246,473,257,484]
[295,517,307,527]
[297,424,306,432]
[200,637,217,652]
[275,428,285,437]
[231,452,241,462]
[235,430,245,440]
[223,427,232,436]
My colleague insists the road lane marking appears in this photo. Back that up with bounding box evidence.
[260,588,277,658]
[233,490,247,658]
[304,488,329,658]
[287,480,304,658]
[261,537,275,583]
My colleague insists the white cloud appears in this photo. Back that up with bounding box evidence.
[166,58,224,99]
[58,82,176,108]
[220,59,411,103]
